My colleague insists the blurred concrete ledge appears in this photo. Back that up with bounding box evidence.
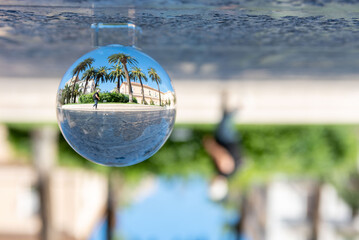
[1,76,359,124]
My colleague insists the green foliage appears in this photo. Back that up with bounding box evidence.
[100,92,128,103]
[72,58,94,76]
[60,93,66,105]
[61,84,72,105]
[79,94,94,103]
[55,125,358,187]
[231,125,358,189]
[7,126,32,163]
[79,92,133,104]
[6,124,358,190]
[150,99,155,105]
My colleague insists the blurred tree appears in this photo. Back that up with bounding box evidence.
[334,171,359,218]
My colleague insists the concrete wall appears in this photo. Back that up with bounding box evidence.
[2,75,359,124]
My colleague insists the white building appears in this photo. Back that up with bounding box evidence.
[162,91,176,108]
[63,76,95,101]
[120,81,172,106]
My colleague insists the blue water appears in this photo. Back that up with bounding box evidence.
[89,177,240,240]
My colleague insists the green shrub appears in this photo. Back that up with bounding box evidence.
[79,94,93,103]
[79,92,133,103]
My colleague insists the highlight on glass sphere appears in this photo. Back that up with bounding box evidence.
[56,45,176,167]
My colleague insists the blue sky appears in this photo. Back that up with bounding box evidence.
[89,177,239,240]
[59,45,174,93]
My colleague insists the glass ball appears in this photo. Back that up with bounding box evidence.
[56,45,176,167]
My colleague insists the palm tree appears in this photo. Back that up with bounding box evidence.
[72,83,80,103]
[81,67,97,94]
[108,65,125,94]
[130,67,148,104]
[148,68,162,106]
[93,66,108,91]
[108,53,138,103]
[62,84,71,104]
[71,58,94,102]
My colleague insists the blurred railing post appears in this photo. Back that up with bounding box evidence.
[32,126,58,240]
[0,124,12,163]
[308,182,322,240]
[106,171,117,240]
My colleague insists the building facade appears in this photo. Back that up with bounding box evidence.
[63,76,95,103]
[119,82,166,106]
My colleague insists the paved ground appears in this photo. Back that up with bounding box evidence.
[62,104,168,111]
[58,108,176,166]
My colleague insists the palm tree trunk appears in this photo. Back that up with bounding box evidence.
[83,79,89,94]
[308,182,322,240]
[106,173,116,240]
[139,78,145,104]
[123,64,133,103]
[73,92,76,103]
[66,93,70,104]
[156,82,161,106]
[71,73,79,103]
[32,127,57,240]
[117,76,120,93]
[237,194,248,239]
[120,79,123,94]
[94,80,98,92]
[116,59,121,94]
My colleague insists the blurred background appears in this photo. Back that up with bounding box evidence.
[1,0,359,239]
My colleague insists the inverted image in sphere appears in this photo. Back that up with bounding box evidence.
[56,45,176,166]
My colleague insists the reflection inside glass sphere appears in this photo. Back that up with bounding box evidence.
[56,45,176,166]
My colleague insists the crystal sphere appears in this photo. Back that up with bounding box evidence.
[56,45,176,166]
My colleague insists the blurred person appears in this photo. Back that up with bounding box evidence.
[203,91,242,201]
[93,89,100,109]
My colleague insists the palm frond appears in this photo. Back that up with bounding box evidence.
[72,57,94,76]
[108,53,138,67]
